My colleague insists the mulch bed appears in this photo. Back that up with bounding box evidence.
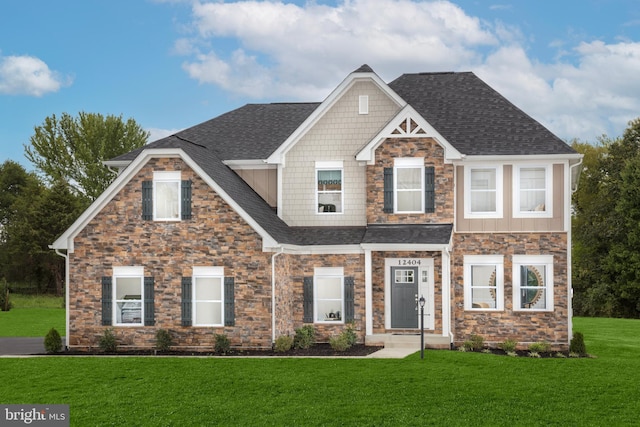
[53,343,384,357]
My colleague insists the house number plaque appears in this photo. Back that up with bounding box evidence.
[397,259,421,266]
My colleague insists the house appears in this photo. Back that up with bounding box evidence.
[52,65,582,351]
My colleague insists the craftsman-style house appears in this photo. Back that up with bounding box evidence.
[52,65,582,351]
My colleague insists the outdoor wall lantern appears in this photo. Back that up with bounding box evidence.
[419,295,426,360]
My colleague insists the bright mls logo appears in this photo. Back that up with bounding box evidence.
[1,405,69,426]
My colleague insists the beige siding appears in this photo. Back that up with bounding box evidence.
[235,168,277,207]
[282,80,401,226]
[456,163,565,232]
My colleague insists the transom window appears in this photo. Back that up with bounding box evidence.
[463,255,504,311]
[113,266,144,326]
[513,165,552,218]
[394,158,424,213]
[314,267,344,323]
[513,255,554,311]
[193,267,224,326]
[316,161,343,214]
[154,171,181,220]
[465,166,503,218]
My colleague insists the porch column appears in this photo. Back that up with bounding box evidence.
[441,248,451,338]
[364,248,373,336]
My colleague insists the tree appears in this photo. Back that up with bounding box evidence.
[24,112,149,204]
[572,118,640,318]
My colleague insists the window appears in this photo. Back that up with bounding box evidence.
[513,255,554,311]
[316,161,343,214]
[303,270,355,324]
[359,95,369,114]
[142,172,192,221]
[193,267,224,326]
[181,268,235,327]
[465,166,503,218]
[463,256,504,310]
[113,266,143,326]
[513,165,552,217]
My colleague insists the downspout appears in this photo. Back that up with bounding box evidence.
[271,247,284,346]
[53,248,69,350]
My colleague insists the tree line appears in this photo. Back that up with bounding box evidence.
[0,112,148,295]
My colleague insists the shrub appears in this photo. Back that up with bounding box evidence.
[528,351,541,358]
[500,339,518,353]
[98,328,117,353]
[528,341,552,353]
[214,334,231,354]
[462,340,474,351]
[155,329,173,352]
[0,279,12,312]
[293,325,315,349]
[44,328,62,354]
[343,322,358,346]
[569,332,587,355]
[329,334,351,352]
[274,335,294,353]
[470,334,484,350]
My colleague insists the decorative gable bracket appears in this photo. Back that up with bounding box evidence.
[355,105,463,165]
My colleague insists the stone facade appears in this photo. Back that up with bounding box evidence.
[451,232,569,349]
[68,157,275,350]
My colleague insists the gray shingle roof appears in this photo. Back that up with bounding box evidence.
[110,67,574,247]
[388,72,576,156]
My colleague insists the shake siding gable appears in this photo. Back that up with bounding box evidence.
[282,80,401,226]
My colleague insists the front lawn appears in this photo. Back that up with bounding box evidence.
[0,294,64,336]
[1,317,638,426]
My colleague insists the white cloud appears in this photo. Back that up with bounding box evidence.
[147,127,184,143]
[0,54,70,96]
[171,0,640,141]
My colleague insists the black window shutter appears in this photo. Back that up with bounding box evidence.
[303,277,314,323]
[383,167,394,213]
[224,277,235,326]
[101,276,112,326]
[181,277,192,326]
[425,166,435,213]
[142,181,153,220]
[144,277,155,326]
[181,180,192,220]
[344,276,355,323]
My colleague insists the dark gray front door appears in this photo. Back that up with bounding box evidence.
[391,267,418,328]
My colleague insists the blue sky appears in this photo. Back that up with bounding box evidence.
[2,0,640,168]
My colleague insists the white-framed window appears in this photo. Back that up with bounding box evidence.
[395,158,424,213]
[465,166,503,218]
[513,165,552,218]
[154,171,181,220]
[316,161,343,214]
[314,267,344,323]
[193,266,224,326]
[359,95,369,114]
[113,266,144,326]
[463,255,504,311]
[513,255,554,311]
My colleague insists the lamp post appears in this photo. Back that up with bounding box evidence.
[418,295,425,359]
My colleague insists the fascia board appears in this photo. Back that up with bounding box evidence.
[52,148,279,251]
[278,244,364,255]
[360,243,451,252]
[266,72,406,165]
[458,153,583,163]
[355,104,462,164]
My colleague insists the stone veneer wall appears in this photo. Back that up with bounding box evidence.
[370,251,443,335]
[274,253,366,343]
[451,232,570,350]
[367,137,454,224]
[68,157,275,350]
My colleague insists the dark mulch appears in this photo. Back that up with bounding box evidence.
[52,343,384,357]
[454,347,591,358]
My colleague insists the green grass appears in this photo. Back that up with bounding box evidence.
[0,294,65,336]
[0,317,639,426]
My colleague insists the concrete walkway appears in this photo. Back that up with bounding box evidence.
[0,337,416,358]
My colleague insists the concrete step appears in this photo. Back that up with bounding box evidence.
[366,334,450,349]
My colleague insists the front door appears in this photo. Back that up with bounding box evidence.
[391,267,418,328]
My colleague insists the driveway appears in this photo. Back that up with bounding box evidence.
[0,337,49,355]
